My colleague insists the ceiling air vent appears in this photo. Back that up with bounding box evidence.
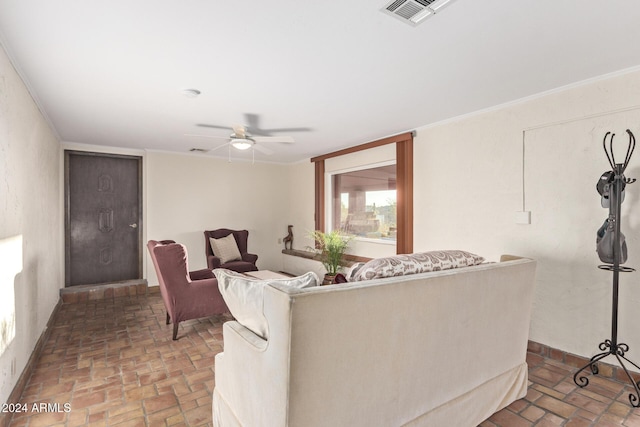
[189,148,210,153]
[381,0,455,26]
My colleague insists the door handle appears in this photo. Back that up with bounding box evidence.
[129,223,138,229]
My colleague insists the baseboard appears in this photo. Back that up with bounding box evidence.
[0,284,153,427]
[59,279,148,303]
[527,340,640,382]
[0,298,63,427]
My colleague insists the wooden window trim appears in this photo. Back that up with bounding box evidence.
[314,160,325,234]
[311,132,413,254]
[396,138,413,254]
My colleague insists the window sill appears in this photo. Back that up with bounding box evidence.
[351,236,397,245]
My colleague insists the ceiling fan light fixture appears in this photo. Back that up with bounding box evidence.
[231,138,253,150]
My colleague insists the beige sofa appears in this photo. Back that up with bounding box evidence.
[212,255,537,427]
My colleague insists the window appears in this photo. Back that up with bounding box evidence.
[331,163,397,241]
[311,132,413,254]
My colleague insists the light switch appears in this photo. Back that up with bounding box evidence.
[515,211,531,225]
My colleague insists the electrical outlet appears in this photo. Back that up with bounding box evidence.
[278,238,282,244]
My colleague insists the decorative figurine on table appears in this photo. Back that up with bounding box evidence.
[283,225,293,250]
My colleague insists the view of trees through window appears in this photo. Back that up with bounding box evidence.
[332,164,397,241]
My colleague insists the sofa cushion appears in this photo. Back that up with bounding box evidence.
[213,269,319,339]
[209,234,242,264]
[353,250,485,281]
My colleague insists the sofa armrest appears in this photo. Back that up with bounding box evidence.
[500,254,526,262]
[207,255,222,270]
[242,253,258,264]
[189,268,214,280]
[223,321,268,352]
[214,286,292,426]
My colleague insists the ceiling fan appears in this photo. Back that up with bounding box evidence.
[186,114,310,156]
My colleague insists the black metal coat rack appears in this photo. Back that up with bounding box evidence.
[573,130,639,406]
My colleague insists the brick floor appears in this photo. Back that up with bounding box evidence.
[5,289,231,427]
[5,289,640,426]
[481,353,640,427]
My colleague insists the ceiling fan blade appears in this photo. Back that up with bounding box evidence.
[243,113,276,136]
[196,123,233,131]
[210,142,230,153]
[253,136,295,144]
[239,113,311,136]
[259,127,311,134]
[244,113,261,131]
[253,144,275,155]
[184,133,229,140]
[189,142,229,154]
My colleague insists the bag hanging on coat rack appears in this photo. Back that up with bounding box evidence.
[594,130,636,265]
[596,171,625,208]
[596,218,628,264]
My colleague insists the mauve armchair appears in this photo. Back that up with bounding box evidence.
[147,240,228,340]
[154,240,214,280]
[204,229,258,273]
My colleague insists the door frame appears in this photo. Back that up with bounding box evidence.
[64,150,144,286]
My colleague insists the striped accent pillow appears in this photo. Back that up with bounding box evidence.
[353,250,485,281]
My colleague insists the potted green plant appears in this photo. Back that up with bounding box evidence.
[309,229,352,284]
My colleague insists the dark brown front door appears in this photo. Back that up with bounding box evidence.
[65,151,142,286]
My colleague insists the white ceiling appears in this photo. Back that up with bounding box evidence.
[1,1,640,164]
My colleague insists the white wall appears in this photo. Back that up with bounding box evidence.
[283,160,316,254]
[144,151,292,285]
[413,68,640,359]
[280,160,324,276]
[281,68,640,361]
[0,44,62,403]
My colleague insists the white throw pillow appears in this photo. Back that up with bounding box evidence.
[209,234,242,264]
[214,269,319,340]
